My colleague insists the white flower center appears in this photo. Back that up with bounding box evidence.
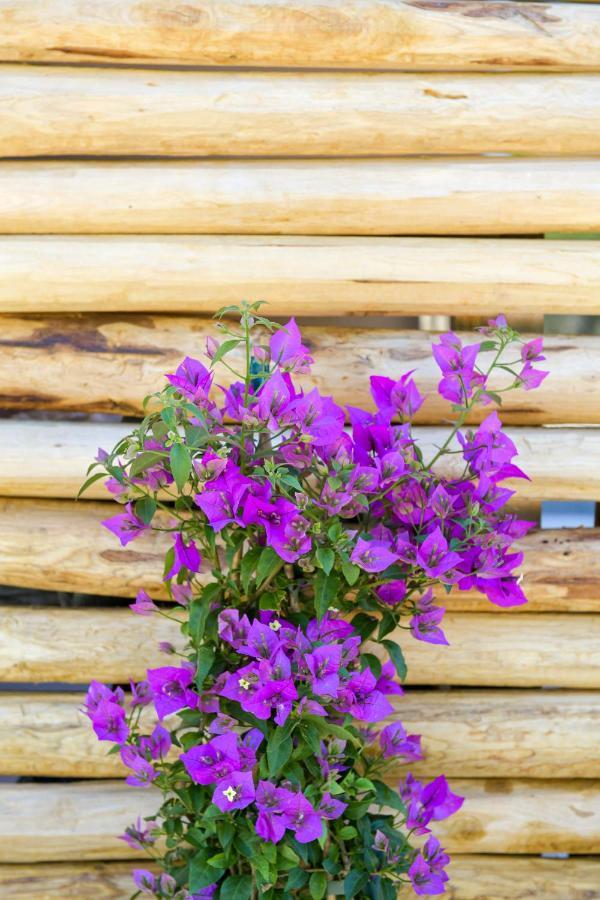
[223,786,237,802]
[238,678,251,690]
[269,620,281,631]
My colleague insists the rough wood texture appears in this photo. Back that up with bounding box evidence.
[2,779,598,862]
[0,419,595,500]
[0,499,596,611]
[1,857,599,899]
[1,690,598,778]
[1,317,598,425]
[2,237,599,316]
[2,0,600,71]
[1,67,599,157]
[0,499,170,599]
[4,607,599,688]
[1,158,600,235]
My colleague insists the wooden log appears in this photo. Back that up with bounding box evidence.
[1,779,598,862]
[0,499,171,599]
[1,236,600,317]
[4,607,599,688]
[1,158,600,235]
[0,862,153,899]
[0,420,592,500]
[1,690,598,779]
[1,857,599,900]
[2,0,600,71]
[0,317,598,425]
[0,67,599,157]
[0,499,597,611]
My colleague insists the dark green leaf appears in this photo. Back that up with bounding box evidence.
[195,646,215,691]
[344,872,368,899]
[189,597,211,645]
[286,868,308,891]
[240,547,262,594]
[303,714,359,747]
[341,562,360,586]
[256,547,283,587]
[316,547,335,575]
[134,496,156,525]
[309,872,327,900]
[267,725,294,777]
[350,613,377,641]
[170,442,192,491]
[189,853,224,890]
[314,571,341,620]
[382,639,407,682]
[373,780,406,814]
[219,875,252,900]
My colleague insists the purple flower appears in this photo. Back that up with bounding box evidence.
[343,669,394,722]
[212,770,255,812]
[318,792,347,820]
[417,527,461,579]
[164,533,202,580]
[129,589,157,616]
[102,502,148,546]
[476,575,527,608]
[376,661,404,696]
[305,644,343,697]
[376,580,407,607]
[119,817,157,851]
[140,724,172,759]
[181,733,241,785]
[166,356,212,404]
[123,753,158,788]
[146,666,196,719]
[379,722,423,761]
[133,869,157,895]
[218,609,251,647]
[84,680,124,717]
[370,371,423,422]
[130,679,153,708]
[351,538,398,573]
[255,780,288,843]
[246,678,298,725]
[270,318,313,372]
[409,853,447,896]
[410,606,449,645]
[90,699,129,744]
[279,788,323,843]
[432,332,483,405]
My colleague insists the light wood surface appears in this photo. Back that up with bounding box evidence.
[1,67,599,157]
[0,419,596,499]
[1,857,599,900]
[1,690,598,778]
[0,499,596,611]
[3,607,599,687]
[1,236,599,316]
[1,158,599,235]
[0,319,597,425]
[1,778,598,862]
[1,0,600,71]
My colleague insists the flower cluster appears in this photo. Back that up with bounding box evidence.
[82,304,546,898]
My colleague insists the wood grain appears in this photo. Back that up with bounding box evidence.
[1,236,599,316]
[1,158,599,235]
[1,67,599,157]
[0,317,597,425]
[0,419,595,500]
[0,499,596,611]
[1,779,598,862]
[4,607,599,687]
[1,857,598,899]
[1,0,600,71]
[1,690,598,779]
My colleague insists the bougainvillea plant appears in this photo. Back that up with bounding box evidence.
[82,304,547,899]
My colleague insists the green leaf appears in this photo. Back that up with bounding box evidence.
[170,442,192,491]
[195,646,215,691]
[377,610,396,641]
[189,597,210,644]
[338,826,357,840]
[134,496,156,525]
[219,875,252,900]
[256,546,283,587]
[361,652,381,679]
[316,547,335,575]
[309,872,328,900]
[129,450,163,477]
[211,338,241,365]
[240,547,262,594]
[76,470,107,500]
[267,725,294,777]
[189,853,224,890]
[350,613,377,641]
[382,639,407,682]
[303,714,360,747]
[286,868,309,891]
[314,571,341,620]
[341,562,360,586]
[373,779,406,814]
[216,820,235,850]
